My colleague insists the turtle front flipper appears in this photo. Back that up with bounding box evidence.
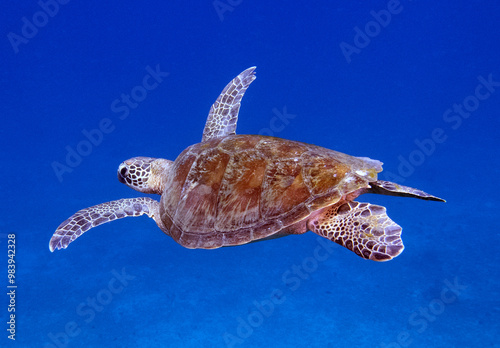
[308,201,404,261]
[369,180,445,202]
[49,197,161,252]
[202,66,256,141]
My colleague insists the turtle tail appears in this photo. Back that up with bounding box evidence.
[368,180,445,202]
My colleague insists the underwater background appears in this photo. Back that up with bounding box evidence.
[1,1,499,347]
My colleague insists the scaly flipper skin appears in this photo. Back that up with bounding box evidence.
[49,197,161,252]
[202,67,256,141]
[308,201,404,261]
[369,180,445,202]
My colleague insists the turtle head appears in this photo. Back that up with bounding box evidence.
[117,156,172,195]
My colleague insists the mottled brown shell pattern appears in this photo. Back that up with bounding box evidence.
[160,134,382,248]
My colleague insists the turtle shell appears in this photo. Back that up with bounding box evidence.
[159,134,382,249]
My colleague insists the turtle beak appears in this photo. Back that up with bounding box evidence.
[117,165,127,184]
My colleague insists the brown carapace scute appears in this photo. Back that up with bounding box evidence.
[50,67,444,261]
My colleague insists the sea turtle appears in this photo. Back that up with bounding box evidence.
[50,67,444,261]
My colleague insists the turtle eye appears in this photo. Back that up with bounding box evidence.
[120,167,128,177]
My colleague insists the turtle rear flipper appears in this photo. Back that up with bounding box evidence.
[308,201,404,261]
[49,197,161,252]
[369,180,445,202]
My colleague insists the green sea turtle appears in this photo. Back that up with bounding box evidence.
[50,67,444,261]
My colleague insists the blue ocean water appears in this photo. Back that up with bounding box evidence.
[1,0,499,347]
